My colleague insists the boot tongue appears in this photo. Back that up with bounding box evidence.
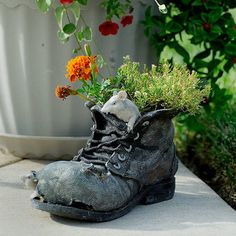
[78,105,127,155]
[90,105,127,135]
[73,106,128,166]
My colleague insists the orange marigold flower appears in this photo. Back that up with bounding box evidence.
[55,85,77,100]
[66,56,98,82]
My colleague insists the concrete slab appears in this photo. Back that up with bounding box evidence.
[0,159,236,236]
[0,151,21,167]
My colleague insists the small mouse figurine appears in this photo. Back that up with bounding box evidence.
[101,91,141,132]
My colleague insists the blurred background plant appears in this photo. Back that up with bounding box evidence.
[142,0,236,208]
[175,102,236,209]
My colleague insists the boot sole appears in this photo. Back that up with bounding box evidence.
[31,177,175,222]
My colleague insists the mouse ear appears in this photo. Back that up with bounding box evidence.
[118,91,127,100]
[113,91,118,96]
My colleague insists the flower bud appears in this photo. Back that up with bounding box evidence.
[159,4,167,14]
[154,1,168,14]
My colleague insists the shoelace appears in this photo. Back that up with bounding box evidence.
[75,128,133,165]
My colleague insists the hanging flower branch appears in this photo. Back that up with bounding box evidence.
[36,0,208,112]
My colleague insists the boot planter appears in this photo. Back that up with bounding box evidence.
[31,103,178,222]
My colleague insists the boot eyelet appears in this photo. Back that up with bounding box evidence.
[118,154,126,162]
[134,133,140,141]
[142,121,150,126]
[91,125,96,131]
[113,163,121,170]
[125,145,132,153]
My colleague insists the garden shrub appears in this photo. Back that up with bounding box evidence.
[175,102,236,208]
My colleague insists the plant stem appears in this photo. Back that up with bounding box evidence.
[65,10,86,55]
[80,15,113,77]
[77,93,95,103]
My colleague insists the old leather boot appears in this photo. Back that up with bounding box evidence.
[32,105,178,222]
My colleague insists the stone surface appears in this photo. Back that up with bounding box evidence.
[0,159,236,236]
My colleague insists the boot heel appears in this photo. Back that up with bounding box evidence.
[141,177,175,205]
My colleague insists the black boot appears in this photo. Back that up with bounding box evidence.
[32,104,178,222]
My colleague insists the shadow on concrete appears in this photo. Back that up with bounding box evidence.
[50,190,236,232]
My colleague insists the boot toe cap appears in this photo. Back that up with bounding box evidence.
[36,161,137,211]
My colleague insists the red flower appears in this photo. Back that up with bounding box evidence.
[233,57,236,64]
[60,0,74,4]
[121,15,134,27]
[202,22,212,32]
[99,21,119,36]
[201,96,209,105]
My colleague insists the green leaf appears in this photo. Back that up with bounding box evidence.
[181,0,191,5]
[55,6,65,29]
[76,0,88,5]
[83,26,92,41]
[57,30,69,43]
[169,42,190,63]
[63,23,76,35]
[214,70,223,80]
[205,2,223,10]
[211,25,222,34]
[225,43,236,56]
[36,0,52,13]
[183,115,205,132]
[75,31,83,41]
[224,60,233,73]
[194,49,211,60]
[68,2,80,23]
[154,42,165,55]
[166,21,183,33]
[76,33,83,42]
[173,12,189,23]
[192,0,203,6]
[200,13,209,22]
[73,48,81,54]
[227,27,236,38]
[84,44,92,56]
[193,59,209,69]
[96,55,104,68]
[209,9,223,23]
[208,59,221,71]
[208,32,220,41]
[76,26,92,42]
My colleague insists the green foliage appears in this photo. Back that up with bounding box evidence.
[36,0,100,56]
[76,0,88,5]
[99,56,210,114]
[36,0,52,12]
[100,0,132,20]
[142,0,236,107]
[175,103,236,208]
[36,0,133,49]
[76,27,92,42]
